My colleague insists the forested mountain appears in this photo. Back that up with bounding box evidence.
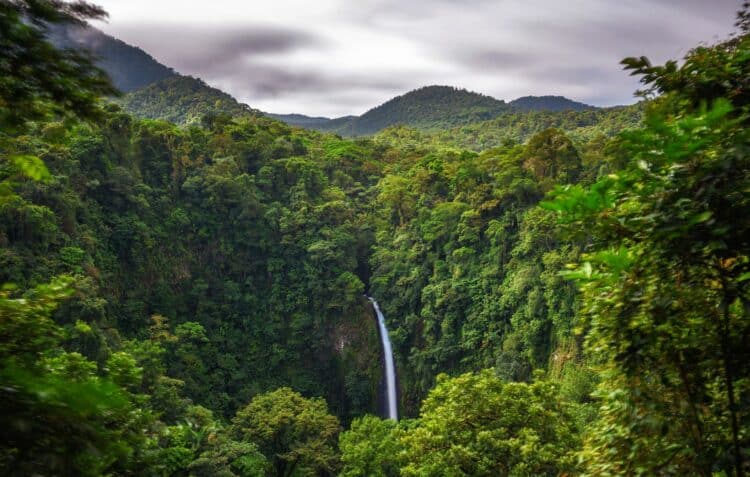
[47,23,600,138]
[49,25,261,125]
[346,85,509,134]
[268,86,510,135]
[3,1,750,476]
[269,88,599,136]
[266,113,358,133]
[433,103,643,150]
[116,75,260,125]
[122,76,635,144]
[48,24,176,93]
[266,113,351,129]
[47,27,603,137]
[508,95,594,112]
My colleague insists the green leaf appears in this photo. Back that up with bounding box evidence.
[11,155,52,182]
[689,211,713,226]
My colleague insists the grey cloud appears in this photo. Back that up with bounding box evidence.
[244,67,408,98]
[108,22,322,74]
[203,60,413,108]
[113,22,319,52]
[340,0,494,23]
[647,0,742,16]
[95,0,743,116]
[426,0,739,105]
[460,50,533,71]
[509,65,642,105]
[446,4,721,68]
[110,19,420,114]
[511,65,618,87]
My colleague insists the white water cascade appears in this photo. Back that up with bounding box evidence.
[369,297,398,420]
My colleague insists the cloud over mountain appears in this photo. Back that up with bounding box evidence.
[93,0,741,116]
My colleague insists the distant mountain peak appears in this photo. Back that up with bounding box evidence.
[335,85,509,135]
[509,95,595,112]
[51,24,598,133]
[265,85,511,135]
[370,85,505,109]
[48,23,176,93]
[269,88,601,135]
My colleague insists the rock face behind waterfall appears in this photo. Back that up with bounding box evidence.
[329,297,384,422]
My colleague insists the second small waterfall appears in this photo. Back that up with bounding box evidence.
[369,297,398,420]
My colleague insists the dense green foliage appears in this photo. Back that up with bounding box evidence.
[266,113,357,133]
[118,75,259,125]
[3,1,750,475]
[431,103,643,151]
[1,6,377,471]
[340,371,581,477]
[272,89,604,138]
[2,108,388,418]
[339,415,401,477]
[545,17,750,474]
[344,86,509,135]
[343,104,641,156]
[272,86,510,136]
[399,370,578,476]
[232,387,341,476]
[367,127,590,411]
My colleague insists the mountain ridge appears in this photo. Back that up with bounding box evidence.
[52,25,601,135]
[48,23,176,93]
[509,95,594,112]
[269,87,597,135]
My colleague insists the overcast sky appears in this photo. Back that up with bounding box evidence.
[92,0,742,117]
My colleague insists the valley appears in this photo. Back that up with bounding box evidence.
[1,1,749,476]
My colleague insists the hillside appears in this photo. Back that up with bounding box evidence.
[117,75,259,125]
[266,113,341,129]
[47,27,601,137]
[346,85,509,134]
[269,88,601,136]
[267,85,509,135]
[48,24,176,93]
[267,113,357,132]
[509,95,594,112]
[431,103,643,150]
[48,26,259,125]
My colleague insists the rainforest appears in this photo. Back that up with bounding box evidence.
[1,1,749,476]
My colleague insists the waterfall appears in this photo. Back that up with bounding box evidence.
[369,297,398,420]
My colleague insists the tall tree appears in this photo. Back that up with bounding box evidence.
[231,388,342,477]
[0,0,116,132]
[545,8,750,474]
[399,370,579,477]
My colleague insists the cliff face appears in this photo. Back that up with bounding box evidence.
[331,297,384,423]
